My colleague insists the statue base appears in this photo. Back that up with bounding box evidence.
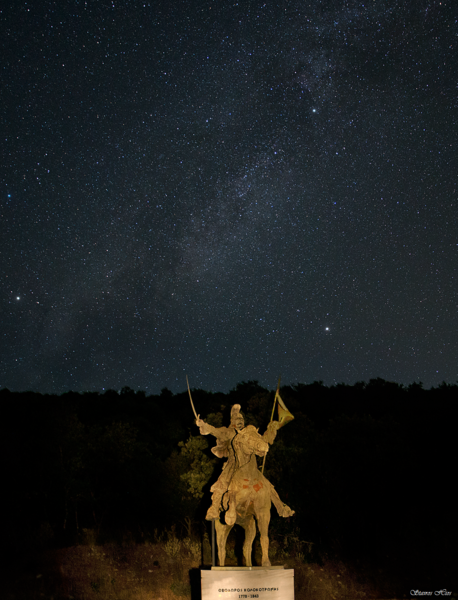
[201,566,294,599]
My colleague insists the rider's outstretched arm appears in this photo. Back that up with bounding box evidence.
[195,416,232,440]
[195,416,214,435]
[263,420,280,445]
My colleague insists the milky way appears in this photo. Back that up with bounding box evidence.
[1,0,457,394]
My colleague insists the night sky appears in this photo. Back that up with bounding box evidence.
[1,0,457,395]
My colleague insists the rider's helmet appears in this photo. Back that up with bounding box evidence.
[230,404,244,427]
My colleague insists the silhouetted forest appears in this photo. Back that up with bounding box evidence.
[1,379,456,587]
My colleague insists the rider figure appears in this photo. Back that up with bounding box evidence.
[196,404,294,521]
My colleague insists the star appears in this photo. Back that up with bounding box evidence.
[0,0,455,393]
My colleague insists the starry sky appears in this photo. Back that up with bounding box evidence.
[1,0,457,395]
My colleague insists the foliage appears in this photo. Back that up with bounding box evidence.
[164,535,181,558]
[177,435,217,500]
[0,379,456,587]
[182,536,200,561]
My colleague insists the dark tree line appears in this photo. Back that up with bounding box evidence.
[1,379,456,583]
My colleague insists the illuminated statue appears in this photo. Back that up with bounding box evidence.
[196,405,294,522]
[189,379,294,566]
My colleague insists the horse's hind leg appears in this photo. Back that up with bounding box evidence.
[256,510,271,567]
[242,516,256,567]
[215,519,232,566]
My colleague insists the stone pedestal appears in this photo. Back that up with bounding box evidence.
[201,566,294,600]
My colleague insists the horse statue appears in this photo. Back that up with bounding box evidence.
[214,423,274,566]
[195,400,294,567]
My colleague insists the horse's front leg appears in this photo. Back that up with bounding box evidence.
[256,509,271,567]
[242,516,256,567]
[215,519,232,566]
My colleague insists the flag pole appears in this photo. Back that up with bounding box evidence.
[261,376,281,474]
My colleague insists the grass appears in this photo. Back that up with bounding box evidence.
[3,531,197,600]
[1,528,441,600]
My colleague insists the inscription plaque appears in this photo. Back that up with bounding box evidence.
[201,567,294,600]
